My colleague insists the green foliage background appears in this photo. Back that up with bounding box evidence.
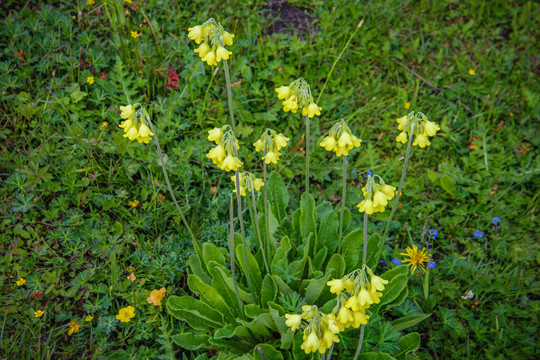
[0,0,538,359]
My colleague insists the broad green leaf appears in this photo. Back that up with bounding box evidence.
[236,242,263,293]
[317,210,339,257]
[272,236,291,270]
[269,305,294,349]
[292,332,311,360]
[208,261,252,310]
[272,275,293,296]
[267,171,289,222]
[366,233,382,269]
[289,235,311,288]
[292,208,301,238]
[245,304,263,319]
[187,274,235,322]
[312,247,328,272]
[380,274,408,306]
[385,286,408,308]
[395,332,421,357]
[258,203,279,248]
[381,265,409,281]
[392,313,432,332]
[440,175,456,197]
[304,271,332,304]
[320,298,337,313]
[326,254,346,278]
[167,296,224,330]
[189,254,211,283]
[203,242,226,268]
[253,343,284,360]
[426,169,439,183]
[172,333,210,350]
[208,337,252,352]
[261,274,277,305]
[70,90,87,103]
[299,192,317,241]
[342,228,363,272]
[214,324,236,339]
[238,312,275,337]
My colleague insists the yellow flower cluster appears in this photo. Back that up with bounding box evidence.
[326,267,388,331]
[206,126,243,172]
[284,267,388,354]
[253,129,289,164]
[401,245,431,273]
[357,174,396,215]
[188,18,234,66]
[116,306,136,323]
[320,119,362,157]
[118,104,154,144]
[231,171,264,196]
[275,78,321,117]
[396,111,440,148]
[285,305,341,354]
[147,287,166,306]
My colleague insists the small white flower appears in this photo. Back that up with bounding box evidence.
[461,290,475,300]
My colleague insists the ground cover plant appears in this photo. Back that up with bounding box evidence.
[1,0,539,359]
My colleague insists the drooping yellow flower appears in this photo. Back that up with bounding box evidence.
[275,77,321,117]
[118,104,155,144]
[357,174,395,214]
[16,278,26,286]
[231,172,264,196]
[301,332,320,354]
[401,245,431,273]
[285,314,302,331]
[120,105,135,119]
[320,119,361,157]
[208,127,225,143]
[188,19,234,66]
[147,287,166,306]
[68,320,81,335]
[116,306,136,323]
[253,129,289,165]
[34,310,44,318]
[395,111,439,147]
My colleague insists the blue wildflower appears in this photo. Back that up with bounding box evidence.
[366,169,373,177]
[491,217,501,224]
[473,230,484,238]
[428,262,436,269]
[429,229,438,238]
[392,258,401,265]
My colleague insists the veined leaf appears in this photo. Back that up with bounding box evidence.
[167,296,224,330]
[392,313,432,332]
[187,274,235,322]
[267,170,289,223]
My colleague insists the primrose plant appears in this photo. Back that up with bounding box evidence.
[116,17,442,360]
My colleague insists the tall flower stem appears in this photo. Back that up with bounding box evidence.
[229,195,245,320]
[223,60,236,136]
[352,212,369,360]
[338,155,347,253]
[249,187,270,275]
[146,118,203,265]
[235,170,258,305]
[382,123,415,243]
[304,114,311,235]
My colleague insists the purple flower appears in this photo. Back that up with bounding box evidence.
[473,230,484,238]
[392,258,401,265]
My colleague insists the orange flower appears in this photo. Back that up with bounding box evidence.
[128,272,136,282]
[147,287,166,306]
[68,320,81,335]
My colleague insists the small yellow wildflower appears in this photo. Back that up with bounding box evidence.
[404,102,411,109]
[85,315,94,322]
[124,0,132,4]
[34,310,44,318]
[68,320,81,336]
[129,200,139,208]
[147,288,166,306]
[131,31,140,38]
[401,245,431,273]
[86,76,95,85]
[87,0,95,5]
[16,278,26,286]
[468,68,475,76]
[116,306,136,322]
[101,121,109,130]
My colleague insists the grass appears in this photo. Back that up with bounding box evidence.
[1,0,539,359]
